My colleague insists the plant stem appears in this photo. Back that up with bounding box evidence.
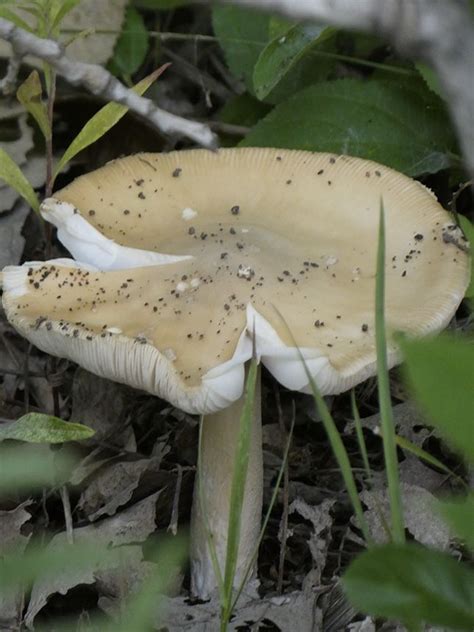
[190,365,262,601]
[375,202,405,543]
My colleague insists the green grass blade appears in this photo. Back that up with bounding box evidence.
[231,413,295,611]
[273,308,372,545]
[394,433,466,487]
[375,200,404,543]
[221,358,258,626]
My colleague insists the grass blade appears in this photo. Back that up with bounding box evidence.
[221,358,258,626]
[375,200,404,543]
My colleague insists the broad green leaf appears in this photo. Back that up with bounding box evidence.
[253,23,333,100]
[54,65,168,180]
[241,78,459,176]
[110,6,149,77]
[219,93,272,128]
[212,5,270,94]
[0,148,39,212]
[458,215,474,298]
[438,494,474,551]
[16,70,50,140]
[0,413,95,443]
[400,335,474,463]
[343,544,474,629]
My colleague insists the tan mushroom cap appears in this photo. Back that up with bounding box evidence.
[2,149,470,413]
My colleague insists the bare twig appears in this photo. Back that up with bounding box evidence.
[168,464,183,536]
[60,484,74,544]
[0,52,21,94]
[216,0,474,178]
[0,18,217,148]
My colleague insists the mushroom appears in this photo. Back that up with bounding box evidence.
[1,148,470,598]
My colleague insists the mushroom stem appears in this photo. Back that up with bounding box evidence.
[190,364,263,599]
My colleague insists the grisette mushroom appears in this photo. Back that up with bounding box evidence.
[1,148,470,598]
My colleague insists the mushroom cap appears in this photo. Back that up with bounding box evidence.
[2,149,470,413]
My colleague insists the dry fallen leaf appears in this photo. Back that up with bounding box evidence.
[360,482,450,549]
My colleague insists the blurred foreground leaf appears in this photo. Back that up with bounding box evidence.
[242,78,458,176]
[0,444,73,492]
[400,335,474,463]
[343,543,474,629]
[0,413,94,443]
[438,494,474,551]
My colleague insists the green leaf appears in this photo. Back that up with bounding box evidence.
[253,23,332,100]
[343,543,474,629]
[212,5,270,94]
[0,148,39,212]
[399,334,474,463]
[458,216,474,298]
[0,444,73,492]
[0,7,34,31]
[415,62,443,98]
[438,494,474,551]
[375,202,404,543]
[219,93,272,128]
[16,70,51,140]
[133,0,190,7]
[222,360,258,619]
[54,65,168,180]
[0,413,95,443]
[241,78,458,176]
[110,6,149,77]
[50,0,82,34]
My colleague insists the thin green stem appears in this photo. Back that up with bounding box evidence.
[375,201,405,543]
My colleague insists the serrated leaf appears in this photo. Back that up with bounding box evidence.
[343,543,474,629]
[438,494,474,551]
[212,5,270,94]
[241,78,459,176]
[253,23,332,100]
[0,413,95,443]
[458,216,474,298]
[400,335,474,463]
[16,70,51,140]
[0,148,39,212]
[54,65,168,180]
[110,6,149,77]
